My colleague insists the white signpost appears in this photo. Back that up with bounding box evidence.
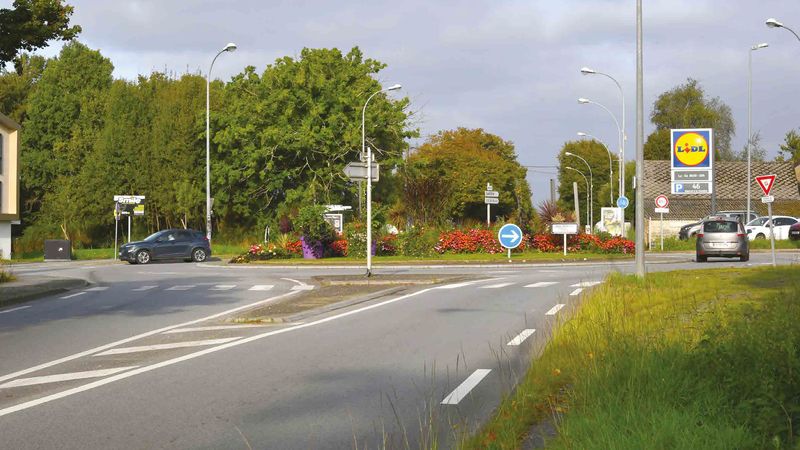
[654,195,669,250]
[485,183,498,226]
[552,222,579,256]
[755,174,777,267]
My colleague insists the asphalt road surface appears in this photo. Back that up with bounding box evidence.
[1,252,798,449]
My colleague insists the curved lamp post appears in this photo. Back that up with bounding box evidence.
[766,18,800,42]
[578,97,624,199]
[580,67,625,197]
[565,166,590,229]
[747,43,768,223]
[205,42,237,242]
[362,84,402,276]
[565,151,593,231]
[577,131,615,204]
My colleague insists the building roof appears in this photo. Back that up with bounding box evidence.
[643,160,800,219]
[0,112,20,131]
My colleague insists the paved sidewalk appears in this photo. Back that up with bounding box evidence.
[0,276,88,308]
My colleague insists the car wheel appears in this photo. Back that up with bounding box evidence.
[740,254,749,262]
[191,248,208,263]
[696,254,707,262]
[136,250,151,265]
[756,233,766,240]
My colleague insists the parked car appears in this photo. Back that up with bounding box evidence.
[679,211,757,240]
[696,216,749,262]
[119,229,211,264]
[790,221,800,241]
[745,216,799,241]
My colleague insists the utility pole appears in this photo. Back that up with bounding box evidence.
[573,182,581,228]
[635,0,646,277]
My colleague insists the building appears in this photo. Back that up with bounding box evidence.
[643,160,800,242]
[0,113,21,259]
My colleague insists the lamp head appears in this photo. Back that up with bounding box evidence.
[766,18,783,28]
[751,42,769,50]
[577,132,587,137]
[580,67,596,75]
[387,84,402,91]
[578,98,590,104]
[565,151,574,156]
[565,166,575,171]
[224,43,237,52]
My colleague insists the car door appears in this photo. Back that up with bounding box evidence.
[774,218,797,240]
[152,231,179,258]
[172,230,194,258]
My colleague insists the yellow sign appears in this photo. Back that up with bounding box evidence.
[671,129,712,168]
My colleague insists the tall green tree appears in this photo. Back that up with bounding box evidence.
[556,139,617,226]
[0,54,46,122]
[644,79,735,160]
[400,128,533,227]
[777,129,800,164]
[0,0,81,66]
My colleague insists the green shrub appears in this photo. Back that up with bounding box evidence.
[397,226,438,257]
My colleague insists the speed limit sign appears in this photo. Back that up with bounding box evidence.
[655,195,669,209]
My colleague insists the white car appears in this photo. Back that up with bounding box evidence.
[745,216,799,241]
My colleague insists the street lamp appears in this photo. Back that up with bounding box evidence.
[565,166,590,229]
[766,18,800,42]
[205,42,237,242]
[577,132,615,204]
[362,84,402,276]
[747,43,768,223]
[580,67,625,198]
[565,151,593,231]
[578,97,624,199]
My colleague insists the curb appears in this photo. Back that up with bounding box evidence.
[0,277,89,309]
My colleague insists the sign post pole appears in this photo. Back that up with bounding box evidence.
[563,233,567,256]
[114,205,119,261]
[127,215,131,244]
[660,212,664,251]
[768,202,776,267]
[366,147,373,277]
[755,174,777,267]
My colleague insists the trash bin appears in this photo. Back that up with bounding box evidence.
[44,240,72,261]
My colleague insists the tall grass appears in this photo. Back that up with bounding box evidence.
[464,266,800,449]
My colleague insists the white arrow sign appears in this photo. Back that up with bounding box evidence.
[500,229,520,244]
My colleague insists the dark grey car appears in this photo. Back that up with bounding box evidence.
[119,229,211,264]
[696,217,749,262]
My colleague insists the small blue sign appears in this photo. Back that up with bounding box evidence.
[674,183,685,193]
[498,223,523,249]
[616,196,629,209]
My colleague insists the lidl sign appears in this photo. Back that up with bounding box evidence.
[671,128,712,169]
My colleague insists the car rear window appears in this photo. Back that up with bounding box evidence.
[704,221,738,233]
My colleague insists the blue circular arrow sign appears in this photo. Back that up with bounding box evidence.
[616,196,629,209]
[498,223,523,249]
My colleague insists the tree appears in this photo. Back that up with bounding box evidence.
[400,128,533,226]
[0,53,46,123]
[556,139,616,225]
[645,79,735,160]
[735,131,766,162]
[778,129,800,164]
[0,0,81,66]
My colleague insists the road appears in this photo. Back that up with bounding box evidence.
[1,252,797,449]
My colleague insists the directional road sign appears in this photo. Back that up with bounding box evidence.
[484,190,499,198]
[344,162,379,181]
[484,197,499,204]
[616,196,629,209]
[498,223,522,249]
[755,174,776,196]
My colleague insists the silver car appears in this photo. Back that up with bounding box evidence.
[696,216,749,262]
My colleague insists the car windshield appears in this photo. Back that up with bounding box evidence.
[704,221,738,233]
[143,231,163,242]
[747,217,768,227]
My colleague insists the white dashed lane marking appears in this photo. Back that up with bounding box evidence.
[569,288,583,296]
[0,366,139,389]
[94,338,242,356]
[480,282,514,289]
[507,329,536,346]
[0,306,31,315]
[60,292,86,299]
[85,287,109,292]
[291,285,314,291]
[209,285,236,291]
[166,285,195,291]
[248,285,274,291]
[545,304,565,315]
[570,281,602,288]
[132,285,158,291]
[524,282,559,288]
[441,369,492,405]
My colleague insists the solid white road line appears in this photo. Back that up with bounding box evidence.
[132,285,158,291]
[570,281,602,288]
[85,287,109,292]
[163,325,267,334]
[60,292,86,299]
[209,285,236,291]
[0,280,471,417]
[524,281,559,288]
[545,304,565,315]
[507,329,536,346]
[0,366,139,389]
[569,288,583,296]
[290,285,314,291]
[0,306,31,315]
[166,285,195,291]
[248,285,274,291]
[0,290,303,384]
[479,282,514,289]
[436,281,478,290]
[94,338,241,356]
[441,369,492,405]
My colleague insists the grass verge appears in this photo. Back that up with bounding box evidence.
[0,260,15,283]
[464,265,800,449]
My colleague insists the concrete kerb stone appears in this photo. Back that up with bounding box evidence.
[0,276,89,309]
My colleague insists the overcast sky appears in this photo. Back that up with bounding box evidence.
[9,0,800,205]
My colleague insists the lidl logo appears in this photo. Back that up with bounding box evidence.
[671,129,712,169]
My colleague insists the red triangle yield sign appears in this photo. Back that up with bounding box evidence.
[755,174,776,196]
